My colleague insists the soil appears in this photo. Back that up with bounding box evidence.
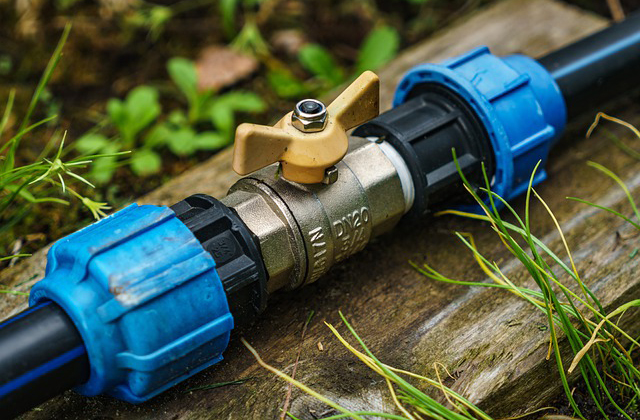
[548,384,640,419]
[2,0,640,256]
[0,0,487,256]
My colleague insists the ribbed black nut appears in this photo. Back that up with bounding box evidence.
[354,83,494,218]
[171,194,268,326]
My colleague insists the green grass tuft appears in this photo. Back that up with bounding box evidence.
[415,148,640,420]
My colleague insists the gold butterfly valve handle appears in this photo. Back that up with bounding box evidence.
[232,71,380,184]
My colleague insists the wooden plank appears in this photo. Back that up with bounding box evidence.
[1,0,622,418]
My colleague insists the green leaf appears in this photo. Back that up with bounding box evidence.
[107,87,161,146]
[167,127,198,156]
[4,185,68,205]
[131,149,162,175]
[356,26,399,74]
[231,19,269,56]
[266,70,308,99]
[298,44,344,86]
[208,91,266,134]
[192,90,214,123]
[143,124,170,148]
[192,132,228,150]
[209,105,234,136]
[148,6,173,40]
[0,55,13,76]
[89,155,117,184]
[220,0,239,38]
[3,24,69,174]
[106,98,126,129]
[20,23,70,133]
[216,91,266,113]
[209,105,235,134]
[75,133,110,154]
[123,86,161,142]
[167,58,198,105]
[167,109,189,126]
[55,0,82,10]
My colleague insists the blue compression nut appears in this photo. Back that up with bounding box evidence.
[394,46,567,204]
[29,204,233,403]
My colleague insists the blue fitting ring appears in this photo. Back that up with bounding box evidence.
[394,46,567,208]
[30,204,233,403]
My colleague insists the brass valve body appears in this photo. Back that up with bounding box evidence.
[222,136,409,293]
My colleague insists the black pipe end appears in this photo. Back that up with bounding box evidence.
[0,302,89,419]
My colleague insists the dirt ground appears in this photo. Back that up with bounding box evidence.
[0,0,636,257]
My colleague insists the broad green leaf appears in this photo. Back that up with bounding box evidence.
[75,133,109,154]
[193,132,228,150]
[216,91,266,113]
[209,105,234,136]
[89,155,117,184]
[266,70,308,98]
[167,58,198,105]
[356,26,399,75]
[106,99,126,130]
[209,91,266,134]
[298,44,344,86]
[167,127,197,156]
[167,109,188,126]
[144,124,170,148]
[191,90,214,122]
[123,86,161,142]
[131,149,162,175]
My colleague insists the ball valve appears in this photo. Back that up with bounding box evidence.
[0,13,639,418]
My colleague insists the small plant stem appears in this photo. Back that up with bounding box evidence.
[19,23,71,133]
[242,338,368,420]
[280,310,314,420]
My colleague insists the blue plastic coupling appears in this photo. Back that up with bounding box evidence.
[394,46,568,206]
[29,204,233,403]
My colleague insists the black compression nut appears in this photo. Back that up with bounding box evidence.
[354,83,494,218]
[171,194,268,326]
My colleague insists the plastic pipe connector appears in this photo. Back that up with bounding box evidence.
[29,204,233,403]
[394,46,567,207]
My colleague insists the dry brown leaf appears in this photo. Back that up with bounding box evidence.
[196,46,259,92]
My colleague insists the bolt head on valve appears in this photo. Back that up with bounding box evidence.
[292,99,328,132]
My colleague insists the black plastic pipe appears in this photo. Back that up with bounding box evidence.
[539,11,640,120]
[0,301,90,419]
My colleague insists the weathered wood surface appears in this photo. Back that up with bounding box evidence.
[4,1,634,418]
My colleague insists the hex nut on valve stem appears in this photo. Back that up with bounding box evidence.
[292,99,328,132]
